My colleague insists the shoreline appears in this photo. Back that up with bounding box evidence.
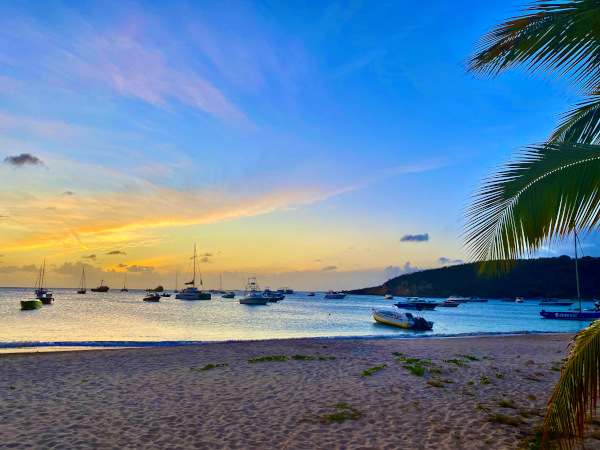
[0,329,575,354]
[3,333,599,449]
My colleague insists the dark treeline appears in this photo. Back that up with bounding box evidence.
[348,256,600,299]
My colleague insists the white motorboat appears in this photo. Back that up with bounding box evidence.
[515,297,524,303]
[371,308,433,330]
[446,295,470,303]
[324,290,346,299]
[175,244,211,300]
[384,294,394,300]
[240,278,269,305]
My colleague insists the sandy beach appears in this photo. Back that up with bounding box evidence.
[1,333,596,449]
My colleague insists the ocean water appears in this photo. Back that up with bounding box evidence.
[0,288,592,349]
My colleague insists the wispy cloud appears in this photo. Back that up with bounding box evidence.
[322,265,337,271]
[107,250,126,255]
[3,153,46,168]
[438,257,463,265]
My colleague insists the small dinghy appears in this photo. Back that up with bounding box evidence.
[21,299,43,310]
[384,294,393,300]
[372,308,433,330]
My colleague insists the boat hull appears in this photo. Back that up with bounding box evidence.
[222,293,235,299]
[21,300,43,310]
[437,302,459,307]
[143,296,160,302]
[77,289,86,294]
[91,287,109,292]
[540,310,600,321]
[38,297,53,305]
[371,309,433,330]
[324,294,346,299]
[394,302,437,311]
[176,292,211,300]
[539,302,573,306]
[240,297,269,305]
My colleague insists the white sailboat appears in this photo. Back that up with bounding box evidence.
[175,244,211,300]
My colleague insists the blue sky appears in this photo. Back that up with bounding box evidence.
[0,0,588,289]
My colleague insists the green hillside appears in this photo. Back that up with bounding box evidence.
[348,256,600,299]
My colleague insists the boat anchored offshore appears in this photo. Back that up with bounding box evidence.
[91,280,109,292]
[222,291,236,299]
[240,278,269,305]
[541,231,600,321]
[539,298,573,306]
[77,267,86,294]
[515,297,524,303]
[324,290,346,299]
[446,295,470,303]
[372,308,433,330]
[33,260,54,305]
[176,244,211,300]
[263,288,284,302]
[394,297,437,311]
[121,274,128,292]
[21,299,43,310]
[384,294,394,300]
[143,292,161,302]
[437,299,460,307]
[307,292,315,297]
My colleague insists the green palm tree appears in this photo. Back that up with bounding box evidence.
[465,1,600,448]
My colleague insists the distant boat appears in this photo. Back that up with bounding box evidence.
[21,299,43,310]
[446,295,470,303]
[175,244,211,300]
[121,274,128,292]
[34,260,54,305]
[324,290,346,299]
[307,292,315,297]
[263,288,284,302]
[384,294,394,300]
[222,291,235,299]
[394,297,437,311]
[143,292,160,302]
[465,297,488,303]
[437,299,460,307]
[541,231,600,321]
[280,287,295,294]
[161,293,171,298]
[539,298,573,306]
[515,297,524,303]
[77,267,86,294]
[91,280,109,292]
[240,278,269,305]
[372,308,433,330]
[174,273,178,293]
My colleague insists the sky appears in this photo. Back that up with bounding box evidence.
[0,0,592,290]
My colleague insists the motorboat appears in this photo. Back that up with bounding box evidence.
[175,245,211,300]
[36,291,54,305]
[394,297,437,311]
[446,295,470,303]
[437,299,460,307]
[384,294,394,300]
[281,287,295,294]
[539,298,573,306]
[240,278,269,305]
[263,288,284,302]
[515,297,524,303]
[77,267,86,294]
[161,293,171,297]
[91,280,109,292]
[372,308,433,330]
[222,291,236,299]
[324,290,346,299]
[307,292,315,297]
[465,297,488,303]
[21,299,43,310]
[143,293,160,302]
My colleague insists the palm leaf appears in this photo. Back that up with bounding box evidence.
[465,1,600,96]
[462,142,600,271]
[543,320,600,448]
[550,92,600,144]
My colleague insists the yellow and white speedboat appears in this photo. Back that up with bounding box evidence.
[371,308,433,330]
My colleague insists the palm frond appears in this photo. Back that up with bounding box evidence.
[462,142,600,271]
[465,1,600,96]
[543,321,600,448]
[550,92,600,144]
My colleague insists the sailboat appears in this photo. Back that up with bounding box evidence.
[174,273,178,293]
[34,260,53,305]
[540,231,600,321]
[77,267,86,294]
[120,273,128,292]
[175,244,211,300]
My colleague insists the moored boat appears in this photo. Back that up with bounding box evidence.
[307,292,315,297]
[121,274,128,292]
[437,299,460,307]
[175,245,211,300]
[240,278,269,305]
[91,280,109,292]
[394,297,437,311]
[21,299,43,310]
[446,295,470,303]
[384,294,394,300]
[77,267,86,294]
[34,260,53,304]
[539,298,573,306]
[263,288,284,302]
[143,293,161,302]
[515,297,524,303]
[324,290,346,299]
[161,293,171,297]
[222,291,236,299]
[371,308,433,330]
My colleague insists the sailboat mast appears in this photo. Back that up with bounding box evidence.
[575,231,581,312]
[42,259,46,290]
[194,243,197,288]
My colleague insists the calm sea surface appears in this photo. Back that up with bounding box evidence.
[0,288,592,349]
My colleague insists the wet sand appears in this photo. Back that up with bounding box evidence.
[0,333,592,449]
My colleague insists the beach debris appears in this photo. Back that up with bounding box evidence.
[498,399,517,409]
[6,386,15,390]
[495,373,505,379]
[456,354,479,361]
[290,354,315,360]
[248,355,288,363]
[485,414,524,427]
[194,363,228,371]
[443,359,470,367]
[480,375,491,385]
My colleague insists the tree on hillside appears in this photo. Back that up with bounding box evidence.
[465,1,600,447]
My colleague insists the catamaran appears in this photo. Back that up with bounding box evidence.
[77,267,86,294]
[541,231,600,321]
[175,244,211,300]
